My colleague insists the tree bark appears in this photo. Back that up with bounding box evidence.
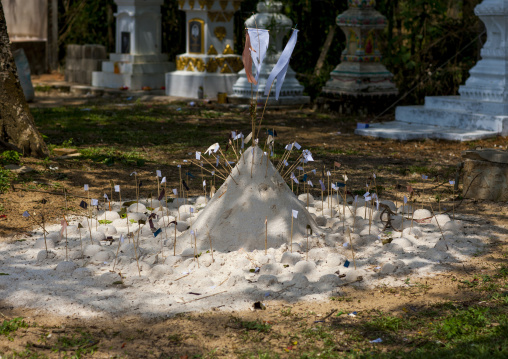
[0,2,48,158]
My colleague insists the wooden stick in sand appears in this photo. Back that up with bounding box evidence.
[113,234,124,271]
[290,210,297,253]
[347,227,357,270]
[265,216,268,255]
[306,224,312,261]
[429,204,448,249]
[63,215,69,261]
[207,229,214,263]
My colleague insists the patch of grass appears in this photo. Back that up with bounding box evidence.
[51,329,99,358]
[79,147,146,167]
[364,312,408,332]
[233,318,271,333]
[0,168,15,193]
[1,317,29,341]
[98,220,112,225]
[0,150,21,165]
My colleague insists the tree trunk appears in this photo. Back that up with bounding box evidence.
[0,2,48,158]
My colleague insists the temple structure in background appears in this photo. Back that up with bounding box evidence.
[319,0,397,114]
[356,0,508,140]
[165,0,243,99]
[92,0,174,91]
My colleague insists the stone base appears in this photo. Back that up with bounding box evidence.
[356,95,508,141]
[316,93,397,115]
[165,71,239,99]
[91,53,174,90]
[462,149,508,202]
[354,121,498,141]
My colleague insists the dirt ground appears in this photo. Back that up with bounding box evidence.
[1,84,507,358]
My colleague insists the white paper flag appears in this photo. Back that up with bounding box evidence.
[294,142,301,150]
[326,171,331,176]
[120,234,124,243]
[308,180,313,187]
[84,184,89,191]
[161,177,166,184]
[183,160,188,163]
[156,170,162,177]
[373,173,376,179]
[247,28,270,83]
[449,180,455,185]
[403,195,408,204]
[343,174,348,182]
[365,196,372,201]
[177,164,181,168]
[104,193,109,200]
[196,152,201,160]
[264,29,299,100]
[292,209,298,218]
[312,169,316,175]
[216,156,220,166]
[91,199,98,206]
[364,192,370,197]
[114,185,120,192]
[130,172,137,176]
[285,143,293,151]
[203,180,206,188]
[172,188,178,195]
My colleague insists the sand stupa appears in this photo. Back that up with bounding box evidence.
[174,145,322,253]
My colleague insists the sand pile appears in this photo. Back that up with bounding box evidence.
[175,146,321,253]
[0,146,487,318]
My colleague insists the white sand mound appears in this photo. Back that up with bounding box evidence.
[175,146,322,252]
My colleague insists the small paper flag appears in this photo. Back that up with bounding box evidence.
[114,185,120,192]
[161,177,166,184]
[203,180,206,188]
[334,161,341,168]
[196,152,201,160]
[120,234,124,243]
[158,189,165,201]
[365,196,372,201]
[403,195,408,204]
[177,164,181,168]
[22,211,30,218]
[190,207,194,213]
[91,199,98,206]
[292,210,298,218]
[308,180,313,187]
[84,184,89,191]
[326,171,331,176]
[104,193,109,200]
[311,169,316,175]
[294,142,301,150]
[173,188,178,195]
[422,175,428,180]
[319,180,326,192]
[343,174,348,182]
[303,174,308,182]
[156,170,162,177]
[79,200,88,209]
[154,228,162,237]
[216,156,219,167]
[373,173,376,179]
[449,180,455,185]
[344,260,350,268]
[130,172,137,176]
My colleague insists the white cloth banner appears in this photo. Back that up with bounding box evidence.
[264,29,299,100]
[247,28,270,83]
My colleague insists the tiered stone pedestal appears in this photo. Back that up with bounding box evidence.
[319,0,397,113]
[92,0,174,90]
[357,0,508,141]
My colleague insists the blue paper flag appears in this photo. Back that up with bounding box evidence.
[303,174,308,182]
[154,228,162,237]
[334,182,346,188]
[344,260,350,268]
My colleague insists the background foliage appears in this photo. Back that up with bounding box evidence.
[58,0,484,107]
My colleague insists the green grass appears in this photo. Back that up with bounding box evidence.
[1,317,29,341]
[0,168,14,193]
